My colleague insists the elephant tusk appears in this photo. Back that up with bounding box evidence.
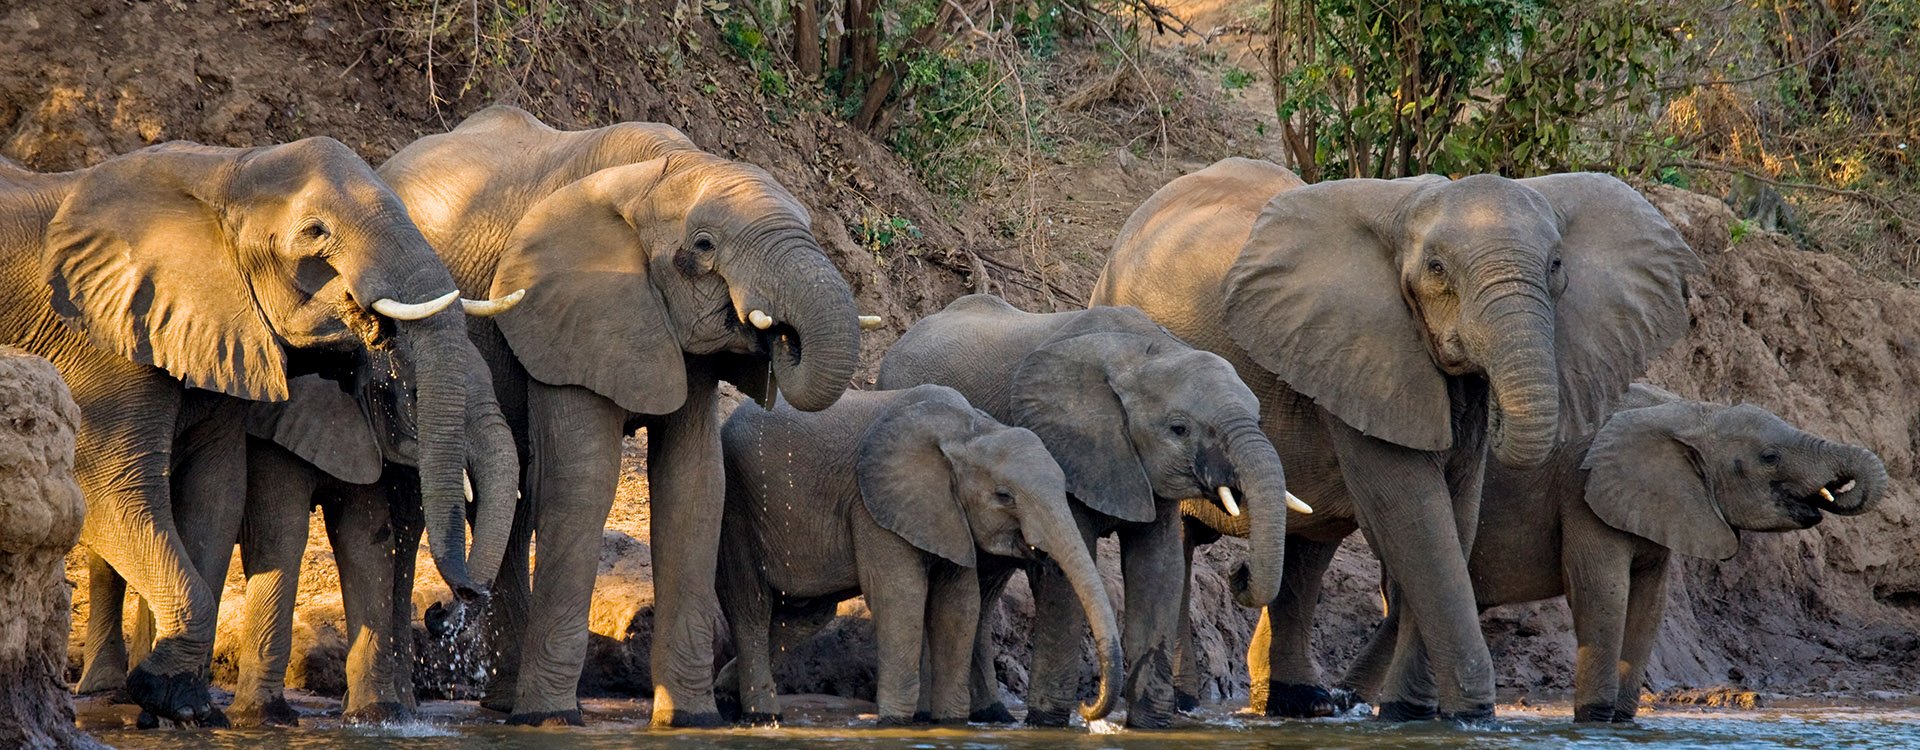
[372,290,459,321]
[462,470,473,503]
[1285,491,1314,515]
[748,309,775,330]
[1819,487,1836,504]
[858,315,884,330]
[1217,486,1241,517]
[461,288,525,317]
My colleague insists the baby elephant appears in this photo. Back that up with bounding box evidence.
[1339,384,1885,722]
[717,385,1121,725]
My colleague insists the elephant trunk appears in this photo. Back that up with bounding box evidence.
[1222,416,1288,609]
[759,237,860,412]
[1029,508,1121,722]
[1808,439,1886,516]
[456,346,517,590]
[1478,289,1560,469]
[406,314,483,600]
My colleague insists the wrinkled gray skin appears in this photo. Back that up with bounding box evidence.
[713,386,1122,725]
[1095,158,1701,720]
[377,106,861,727]
[0,141,515,725]
[875,296,1291,728]
[1326,384,1886,722]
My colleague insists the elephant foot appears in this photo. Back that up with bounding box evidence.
[875,714,919,727]
[1572,703,1616,723]
[1259,682,1338,718]
[506,709,584,727]
[1441,704,1496,725]
[909,711,934,725]
[480,694,516,715]
[969,702,1017,724]
[228,696,302,727]
[126,666,218,726]
[344,701,413,725]
[1375,701,1439,722]
[1022,704,1072,728]
[1124,708,1174,730]
[739,712,781,726]
[74,665,129,696]
[1174,690,1200,713]
[656,709,727,728]
[713,690,741,724]
[1610,704,1640,723]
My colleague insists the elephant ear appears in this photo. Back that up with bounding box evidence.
[244,375,384,485]
[857,389,981,567]
[491,160,688,415]
[1224,176,1455,452]
[42,145,289,400]
[1010,331,1155,523]
[1582,400,1737,560]
[1521,173,1704,438]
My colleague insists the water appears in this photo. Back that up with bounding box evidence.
[81,698,1920,749]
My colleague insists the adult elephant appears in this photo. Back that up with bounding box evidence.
[1094,158,1701,720]
[0,139,521,724]
[876,296,1302,728]
[376,106,863,727]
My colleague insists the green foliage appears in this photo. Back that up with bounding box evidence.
[720,18,790,97]
[854,213,925,255]
[1222,67,1255,92]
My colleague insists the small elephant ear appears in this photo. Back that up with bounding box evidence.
[244,375,385,485]
[857,390,981,567]
[43,145,289,400]
[490,160,688,415]
[1582,400,1737,560]
[1224,176,1455,452]
[1520,173,1704,438]
[1010,331,1156,523]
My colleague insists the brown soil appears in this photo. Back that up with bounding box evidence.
[12,0,1914,718]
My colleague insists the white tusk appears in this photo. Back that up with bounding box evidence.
[1285,491,1314,515]
[462,470,474,503]
[858,315,884,330]
[1216,486,1241,517]
[461,288,526,317]
[748,309,774,330]
[1819,487,1836,504]
[1836,479,1856,494]
[372,290,459,321]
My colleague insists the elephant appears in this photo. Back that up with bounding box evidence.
[1326,384,1886,722]
[0,139,522,724]
[875,295,1301,728]
[713,385,1122,725]
[1094,158,1702,720]
[375,105,864,726]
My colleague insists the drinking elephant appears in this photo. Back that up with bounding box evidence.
[714,385,1121,725]
[375,105,864,726]
[1095,158,1701,719]
[1326,384,1885,722]
[0,140,520,724]
[875,295,1300,728]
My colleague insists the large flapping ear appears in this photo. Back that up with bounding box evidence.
[857,388,982,567]
[1520,173,1704,438]
[490,159,688,415]
[1224,176,1455,452]
[1582,400,1737,560]
[1011,331,1156,523]
[244,375,384,484]
[43,144,290,400]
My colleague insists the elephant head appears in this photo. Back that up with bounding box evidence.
[1223,173,1703,468]
[857,386,1123,722]
[1005,307,1296,607]
[41,138,521,597]
[1582,392,1886,560]
[486,150,860,414]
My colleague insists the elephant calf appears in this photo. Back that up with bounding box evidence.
[716,385,1121,725]
[1336,384,1885,722]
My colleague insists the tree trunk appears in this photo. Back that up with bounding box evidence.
[793,0,821,80]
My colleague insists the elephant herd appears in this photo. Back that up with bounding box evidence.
[0,105,1883,733]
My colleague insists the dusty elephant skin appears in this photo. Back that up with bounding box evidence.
[714,385,1121,726]
[876,298,1291,728]
[1096,158,1702,720]
[0,141,514,727]
[0,349,106,750]
[377,105,862,727]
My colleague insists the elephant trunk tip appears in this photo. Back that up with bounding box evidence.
[1079,642,1122,723]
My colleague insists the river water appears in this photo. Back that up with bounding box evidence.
[81,698,1920,750]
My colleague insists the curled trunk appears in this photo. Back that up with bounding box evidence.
[1031,514,1121,722]
[1481,297,1560,469]
[759,241,860,412]
[1813,440,1887,515]
[457,344,518,589]
[1224,418,1288,608]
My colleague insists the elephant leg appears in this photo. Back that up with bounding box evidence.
[641,376,729,728]
[966,564,1017,723]
[504,381,627,726]
[1612,558,1669,722]
[1336,580,1401,704]
[926,565,981,724]
[1565,555,1632,722]
[477,470,531,713]
[169,398,248,617]
[229,443,317,728]
[713,600,836,716]
[326,483,410,724]
[385,474,423,713]
[716,518,779,724]
[1116,512,1185,729]
[1021,511,1102,727]
[1329,425,1494,721]
[1374,581,1441,721]
[859,543,932,725]
[77,552,131,696]
[1172,518,1206,713]
[1249,534,1342,717]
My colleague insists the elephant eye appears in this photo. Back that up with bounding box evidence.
[1426,258,1446,276]
[298,220,331,242]
[1170,423,1189,438]
[691,232,717,253]
[1549,257,1563,274]
[993,489,1015,506]
[1759,449,1782,466]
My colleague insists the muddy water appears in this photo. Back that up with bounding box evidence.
[81,699,1920,750]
